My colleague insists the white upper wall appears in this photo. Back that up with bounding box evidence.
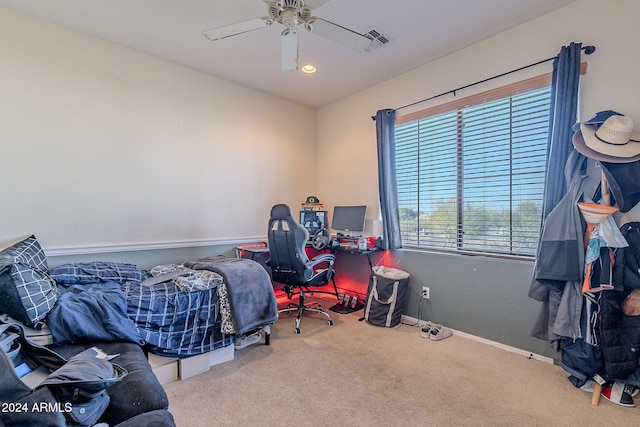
[317,0,640,223]
[3,0,639,252]
[0,7,317,251]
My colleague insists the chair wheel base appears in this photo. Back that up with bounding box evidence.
[278,296,334,335]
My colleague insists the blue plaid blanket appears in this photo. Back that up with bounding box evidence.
[122,280,232,357]
[49,261,232,356]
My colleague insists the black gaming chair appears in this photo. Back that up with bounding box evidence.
[267,204,336,334]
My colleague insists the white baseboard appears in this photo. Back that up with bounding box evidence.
[401,314,554,365]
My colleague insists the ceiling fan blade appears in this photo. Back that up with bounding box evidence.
[281,30,299,72]
[304,0,331,9]
[310,17,373,52]
[202,18,269,41]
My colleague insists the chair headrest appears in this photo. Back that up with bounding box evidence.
[270,204,294,220]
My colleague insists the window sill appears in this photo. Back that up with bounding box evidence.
[400,246,536,262]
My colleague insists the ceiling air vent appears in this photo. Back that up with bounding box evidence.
[363,27,391,51]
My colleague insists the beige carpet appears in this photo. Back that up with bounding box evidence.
[164,297,640,426]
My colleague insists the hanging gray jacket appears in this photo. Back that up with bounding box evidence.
[529,149,594,341]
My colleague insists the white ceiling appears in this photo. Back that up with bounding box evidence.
[1,0,576,107]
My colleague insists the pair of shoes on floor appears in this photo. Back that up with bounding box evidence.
[421,321,435,339]
[234,331,262,350]
[601,382,638,407]
[420,321,452,341]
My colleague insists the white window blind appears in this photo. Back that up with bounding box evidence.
[395,84,551,257]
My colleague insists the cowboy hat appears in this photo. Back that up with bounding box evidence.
[573,114,640,163]
[573,130,640,163]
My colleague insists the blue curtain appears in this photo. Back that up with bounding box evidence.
[529,42,584,343]
[375,109,402,250]
[541,42,583,218]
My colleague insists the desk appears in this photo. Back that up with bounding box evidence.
[332,246,380,269]
[236,242,382,302]
[238,242,381,263]
[235,242,269,261]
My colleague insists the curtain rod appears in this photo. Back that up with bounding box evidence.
[371,44,596,120]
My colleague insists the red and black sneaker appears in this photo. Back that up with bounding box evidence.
[601,382,636,407]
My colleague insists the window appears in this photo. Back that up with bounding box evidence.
[395,75,552,257]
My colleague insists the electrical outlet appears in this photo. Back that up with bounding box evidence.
[422,286,430,299]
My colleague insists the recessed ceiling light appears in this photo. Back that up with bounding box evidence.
[301,65,317,74]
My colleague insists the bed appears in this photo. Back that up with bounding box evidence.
[46,257,278,357]
[0,234,278,358]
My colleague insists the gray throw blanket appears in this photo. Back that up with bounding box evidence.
[184,256,277,336]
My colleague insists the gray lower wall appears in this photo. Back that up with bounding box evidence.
[47,244,239,270]
[47,243,552,357]
[391,249,550,356]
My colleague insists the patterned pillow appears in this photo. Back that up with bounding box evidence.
[0,235,57,328]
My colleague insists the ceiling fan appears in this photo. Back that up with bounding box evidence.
[202,0,373,72]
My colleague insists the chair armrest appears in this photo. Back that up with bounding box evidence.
[306,253,335,269]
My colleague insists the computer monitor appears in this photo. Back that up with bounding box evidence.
[331,205,367,235]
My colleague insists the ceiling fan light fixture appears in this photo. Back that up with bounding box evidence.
[301,64,316,73]
[281,9,299,29]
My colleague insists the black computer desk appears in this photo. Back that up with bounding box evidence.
[236,241,381,291]
[329,245,380,269]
